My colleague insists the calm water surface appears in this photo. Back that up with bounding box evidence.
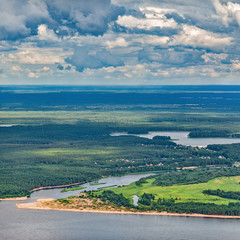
[111,131,240,147]
[1,173,240,240]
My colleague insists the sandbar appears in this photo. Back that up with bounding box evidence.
[1,182,84,201]
[0,196,28,201]
[16,199,240,219]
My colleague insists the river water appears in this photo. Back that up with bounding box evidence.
[110,131,240,147]
[1,173,240,240]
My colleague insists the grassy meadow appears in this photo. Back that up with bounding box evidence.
[108,176,240,205]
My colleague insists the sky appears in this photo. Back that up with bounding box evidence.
[0,0,240,85]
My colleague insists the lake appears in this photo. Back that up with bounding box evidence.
[1,173,240,240]
[110,131,240,147]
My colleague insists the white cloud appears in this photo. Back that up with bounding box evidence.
[8,47,70,64]
[99,64,149,79]
[37,24,59,42]
[11,65,23,72]
[140,7,179,18]
[201,68,220,77]
[170,25,232,48]
[201,52,228,63]
[28,72,39,78]
[142,35,170,45]
[150,65,220,78]
[19,66,53,79]
[117,15,177,30]
[117,7,178,30]
[124,73,132,78]
[1,0,240,85]
[214,0,240,26]
[105,37,129,48]
[231,60,240,70]
[42,66,50,71]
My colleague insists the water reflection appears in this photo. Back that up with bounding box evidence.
[111,131,240,147]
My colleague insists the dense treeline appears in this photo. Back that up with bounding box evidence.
[188,130,231,138]
[232,134,240,138]
[138,197,240,216]
[203,189,240,200]
[147,136,176,146]
[150,116,240,124]
[135,178,148,187]
[97,190,132,208]
[207,143,240,161]
[0,166,101,198]
[138,193,155,206]
[92,190,240,216]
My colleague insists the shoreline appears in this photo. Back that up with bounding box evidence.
[0,182,83,201]
[16,199,240,219]
[1,172,156,200]
[0,196,28,201]
[30,182,83,192]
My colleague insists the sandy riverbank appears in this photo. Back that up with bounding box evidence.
[0,182,83,201]
[0,196,28,201]
[30,182,83,192]
[16,199,240,219]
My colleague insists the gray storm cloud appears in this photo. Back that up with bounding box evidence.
[0,0,124,40]
[66,47,124,72]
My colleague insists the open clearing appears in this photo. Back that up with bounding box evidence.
[111,176,240,205]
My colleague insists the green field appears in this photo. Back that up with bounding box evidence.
[1,110,240,132]
[111,176,240,205]
[90,182,106,186]
[61,186,86,193]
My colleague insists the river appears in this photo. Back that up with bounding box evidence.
[110,131,240,147]
[1,173,240,240]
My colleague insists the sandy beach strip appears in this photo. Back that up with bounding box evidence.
[0,196,28,201]
[0,182,83,201]
[30,182,83,192]
[16,199,240,219]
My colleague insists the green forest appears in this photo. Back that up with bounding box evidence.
[1,87,240,199]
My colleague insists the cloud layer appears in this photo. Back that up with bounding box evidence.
[0,0,240,85]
